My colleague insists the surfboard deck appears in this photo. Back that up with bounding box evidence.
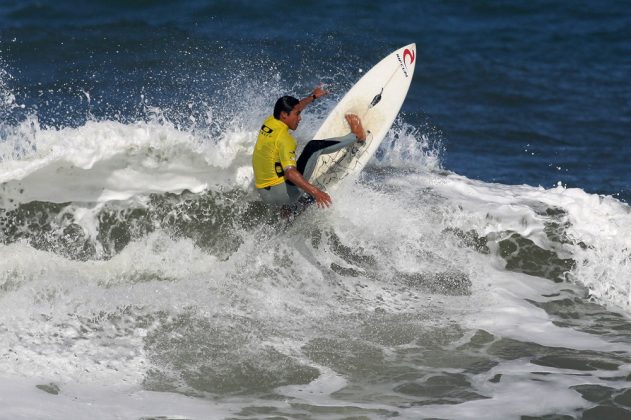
[309,44,417,190]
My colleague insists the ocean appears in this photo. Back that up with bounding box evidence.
[1,1,630,419]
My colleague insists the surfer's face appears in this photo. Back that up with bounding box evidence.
[281,107,301,131]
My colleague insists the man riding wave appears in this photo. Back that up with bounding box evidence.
[252,86,366,209]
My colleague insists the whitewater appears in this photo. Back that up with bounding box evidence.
[1,84,631,418]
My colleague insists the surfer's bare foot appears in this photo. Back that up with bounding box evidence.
[345,114,366,142]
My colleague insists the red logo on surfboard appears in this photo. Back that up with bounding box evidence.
[396,47,416,78]
[403,48,415,68]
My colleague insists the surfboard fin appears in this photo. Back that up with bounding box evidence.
[369,88,383,108]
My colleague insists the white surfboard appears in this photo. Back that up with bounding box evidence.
[309,43,417,189]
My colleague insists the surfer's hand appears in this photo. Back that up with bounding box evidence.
[312,189,332,208]
[283,167,331,208]
[312,85,328,99]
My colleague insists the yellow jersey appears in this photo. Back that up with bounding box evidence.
[252,115,297,188]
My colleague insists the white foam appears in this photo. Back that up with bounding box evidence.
[1,166,629,418]
[373,117,442,171]
[405,359,592,419]
[0,375,232,420]
[409,172,631,310]
[1,99,630,418]
[467,268,627,351]
[0,118,257,207]
[0,234,229,381]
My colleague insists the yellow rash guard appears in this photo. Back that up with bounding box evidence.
[252,115,297,189]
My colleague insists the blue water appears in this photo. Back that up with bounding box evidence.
[1,0,629,201]
[2,1,631,419]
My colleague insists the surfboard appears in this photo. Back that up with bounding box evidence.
[309,43,417,190]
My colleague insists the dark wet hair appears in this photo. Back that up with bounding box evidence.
[273,96,299,119]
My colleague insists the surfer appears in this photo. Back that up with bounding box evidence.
[252,86,366,208]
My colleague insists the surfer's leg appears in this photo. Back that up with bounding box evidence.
[258,183,309,219]
[258,182,303,204]
[257,183,292,205]
[298,133,357,181]
[285,184,302,203]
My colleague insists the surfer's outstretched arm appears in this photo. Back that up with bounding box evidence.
[295,85,328,113]
[284,167,332,208]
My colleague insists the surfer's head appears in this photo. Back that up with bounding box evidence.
[274,96,302,130]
